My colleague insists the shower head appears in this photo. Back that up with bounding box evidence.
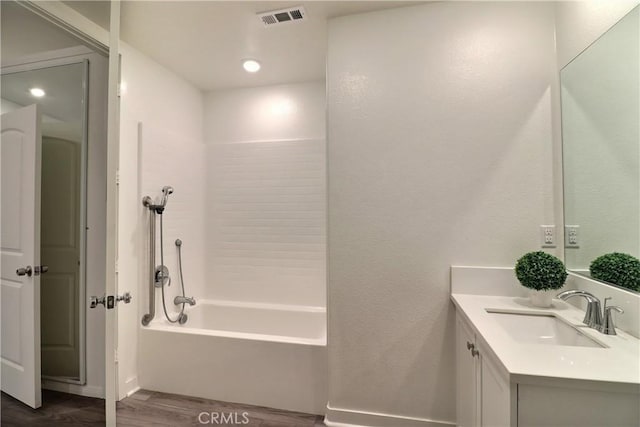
[160,186,174,207]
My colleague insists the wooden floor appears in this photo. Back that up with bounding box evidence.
[2,389,325,426]
[1,390,104,426]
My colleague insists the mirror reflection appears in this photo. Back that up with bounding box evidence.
[1,62,88,382]
[561,5,640,293]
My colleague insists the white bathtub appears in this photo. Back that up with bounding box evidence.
[139,300,327,414]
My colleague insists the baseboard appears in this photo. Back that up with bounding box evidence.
[121,376,140,399]
[42,379,104,399]
[324,405,455,427]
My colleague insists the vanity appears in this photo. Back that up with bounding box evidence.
[451,267,640,427]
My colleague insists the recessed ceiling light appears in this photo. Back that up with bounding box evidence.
[243,59,261,73]
[29,88,45,97]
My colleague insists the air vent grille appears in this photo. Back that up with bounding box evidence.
[258,6,307,27]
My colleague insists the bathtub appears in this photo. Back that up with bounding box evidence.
[139,300,327,414]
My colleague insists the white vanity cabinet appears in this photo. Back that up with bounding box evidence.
[455,307,640,427]
[456,313,512,427]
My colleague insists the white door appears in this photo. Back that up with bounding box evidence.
[1,104,42,409]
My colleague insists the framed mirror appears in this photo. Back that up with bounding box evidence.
[561,5,639,293]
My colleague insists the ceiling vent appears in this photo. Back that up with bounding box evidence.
[258,6,307,27]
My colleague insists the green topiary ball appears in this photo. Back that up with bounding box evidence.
[515,251,567,291]
[590,252,640,292]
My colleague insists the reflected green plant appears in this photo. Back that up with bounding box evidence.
[590,253,640,292]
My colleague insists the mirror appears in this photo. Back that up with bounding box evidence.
[1,61,89,382]
[561,6,640,292]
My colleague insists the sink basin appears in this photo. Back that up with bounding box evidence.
[486,310,604,348]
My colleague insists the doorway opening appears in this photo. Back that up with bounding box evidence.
[1,0,108,414]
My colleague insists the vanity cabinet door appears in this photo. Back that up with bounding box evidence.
[478,342,511,427]
[456,315,480,427]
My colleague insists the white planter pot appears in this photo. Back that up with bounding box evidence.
[529,289,555,308]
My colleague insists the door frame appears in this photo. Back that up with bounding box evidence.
[12,1,121,425]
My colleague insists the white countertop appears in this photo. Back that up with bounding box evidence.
[451,293,640,391]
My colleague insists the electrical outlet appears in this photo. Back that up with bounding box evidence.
[540,225,556,248]
[565,225,579,248]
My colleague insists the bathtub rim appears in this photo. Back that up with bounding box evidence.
[143,298,327,347]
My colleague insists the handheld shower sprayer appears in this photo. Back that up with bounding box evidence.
[160,186,174,207]
[142,185,174,214]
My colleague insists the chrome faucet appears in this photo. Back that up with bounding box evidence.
[557,290,602,329]
[174,296,196,306]
[557,291,625,335]
[599,297,624,336]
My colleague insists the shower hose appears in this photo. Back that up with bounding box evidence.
[158,212,188,323]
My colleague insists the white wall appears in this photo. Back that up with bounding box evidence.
[118,42,204,399]
[0,1,85,65]
[204,82,326,143]
[555,0,640,68]
[203,82,326,307]
[326,2,557,425]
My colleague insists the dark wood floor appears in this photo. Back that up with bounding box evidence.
[1,389,325,426]
[1,390,104,426]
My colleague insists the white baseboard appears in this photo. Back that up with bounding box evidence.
[121,376,140,399]
[324,405,455,427]
[42,379,104,399]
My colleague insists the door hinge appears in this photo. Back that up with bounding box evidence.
[115,259,118,274]
[117,83,122,98]
[115,170,120,186]
[115,349,119,364]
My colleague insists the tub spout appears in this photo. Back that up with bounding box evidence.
[174,296,196,306]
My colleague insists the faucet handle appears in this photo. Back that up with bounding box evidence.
[600,301,624,336]
[558,290,602,328]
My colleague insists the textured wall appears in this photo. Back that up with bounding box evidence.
[327,2,557,424]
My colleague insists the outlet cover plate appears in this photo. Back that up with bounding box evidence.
[565,225,580,248]
[540,225,556,248]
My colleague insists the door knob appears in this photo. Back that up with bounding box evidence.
[16,266,33,277]
[90,296,105,308]
[90,293,131,309]
[117,292,132,304]
[35,265,48,275]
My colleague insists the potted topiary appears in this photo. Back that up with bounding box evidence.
[590,252,640,292]
[515,251,568,307]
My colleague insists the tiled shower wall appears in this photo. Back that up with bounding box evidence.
[205,139,326,307]
[203,82,326,308]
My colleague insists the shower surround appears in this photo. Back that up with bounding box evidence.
[138,81,327,412]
